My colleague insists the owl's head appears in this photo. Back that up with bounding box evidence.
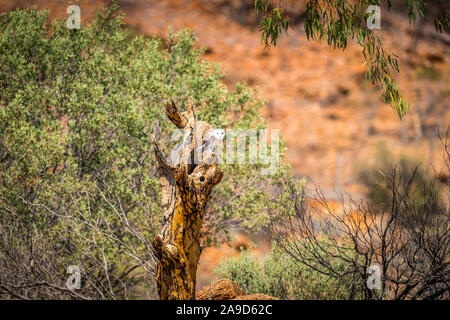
[211,129,225,141]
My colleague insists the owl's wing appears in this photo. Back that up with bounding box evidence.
[201,137,215,152]
[202,129,214,143]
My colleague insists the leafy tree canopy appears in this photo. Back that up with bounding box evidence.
[0,5,301,299]
[255,0,449,118]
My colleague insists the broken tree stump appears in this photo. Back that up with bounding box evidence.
[152,100,223,300]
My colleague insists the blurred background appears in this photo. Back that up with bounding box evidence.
[1,0,448,289]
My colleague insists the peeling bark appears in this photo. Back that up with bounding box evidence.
[152,100,223,300]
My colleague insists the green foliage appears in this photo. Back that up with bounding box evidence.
[255,1,293,48]
[416,65,441,81]
[0,6,297,298]
[215,242,364,300]
[254,0,449,118]
[357,142,443,213]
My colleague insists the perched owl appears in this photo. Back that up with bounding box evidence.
[170,128,225,165]
[195,128,225,164]
[201,129,225,154]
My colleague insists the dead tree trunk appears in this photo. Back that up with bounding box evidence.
[152,100,223,300]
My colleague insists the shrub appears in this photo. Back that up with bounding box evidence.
[0,6,297,299]
[272,147,449,300]
[357,142,444,215]
[214,242,362,300]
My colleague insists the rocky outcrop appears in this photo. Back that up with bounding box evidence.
[196,279,245,300]
[233,294,278,300]
[196,279,278,300]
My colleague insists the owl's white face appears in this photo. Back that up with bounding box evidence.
[212,129,225,141]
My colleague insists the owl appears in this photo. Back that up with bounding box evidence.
[201,129,225,154]
[197,128,225,164]
[170,128,225,165]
